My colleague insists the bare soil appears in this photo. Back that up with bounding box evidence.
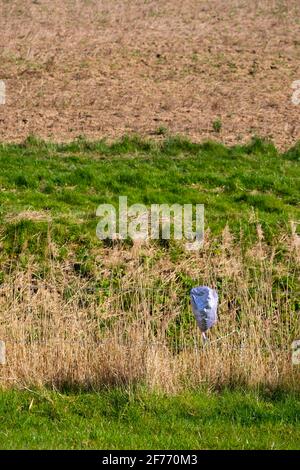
[0,0,300,148]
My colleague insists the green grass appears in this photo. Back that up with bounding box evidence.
[0,388,299,449]
[0,135,299,264]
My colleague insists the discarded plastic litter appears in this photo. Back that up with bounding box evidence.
[190,286,218,343]
[292,340,300,365]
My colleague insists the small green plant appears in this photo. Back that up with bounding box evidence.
[154,125,168,136]
[212,118,222,133]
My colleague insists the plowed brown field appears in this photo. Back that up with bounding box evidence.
[0,0,300,148]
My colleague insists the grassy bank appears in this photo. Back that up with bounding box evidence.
[0,388,299,449]
[0,135,299,392]
[0,135,299,260]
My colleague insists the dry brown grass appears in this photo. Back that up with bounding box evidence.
[0,226,299,393]
[5,210,52,223]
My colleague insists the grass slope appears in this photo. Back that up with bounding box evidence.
[0,135,299,264]
[0,136,299,449]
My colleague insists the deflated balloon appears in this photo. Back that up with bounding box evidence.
[190,286,218,332]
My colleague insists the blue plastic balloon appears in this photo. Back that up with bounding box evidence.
[190,286,218,333]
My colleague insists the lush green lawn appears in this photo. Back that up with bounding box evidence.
[0,388,299,449]
[0,135,299,264]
